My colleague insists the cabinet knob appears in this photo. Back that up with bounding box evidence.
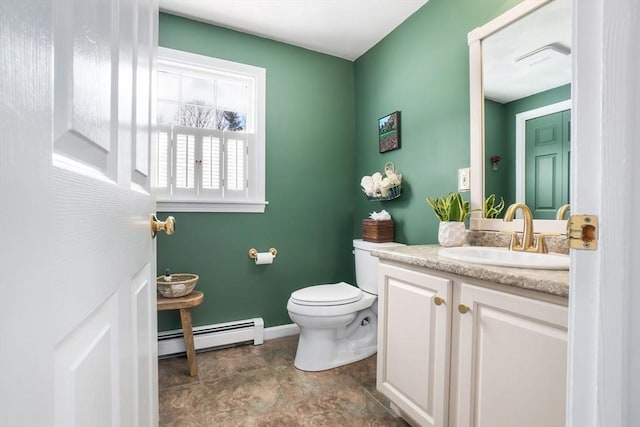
[433,296,445,306]
[458,304,469,314]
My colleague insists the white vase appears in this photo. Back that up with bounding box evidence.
[438,221,466,247]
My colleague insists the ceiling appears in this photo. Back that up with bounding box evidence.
[158,0,429,61]
[159,0,570,102]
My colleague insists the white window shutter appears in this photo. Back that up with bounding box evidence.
[154,126,172,199]
[225,135,245,192]
[173,132,195,199]
[199,129,223,199]
[201,135,221,190]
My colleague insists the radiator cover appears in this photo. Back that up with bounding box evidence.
[157,317,264,356]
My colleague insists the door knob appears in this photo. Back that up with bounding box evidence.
[458,304,469,314]
[433,296,445,306]
[151,214,175,238]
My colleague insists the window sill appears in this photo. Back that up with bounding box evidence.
[156,200,268,213]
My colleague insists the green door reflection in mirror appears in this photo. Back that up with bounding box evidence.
[525,109,570,219]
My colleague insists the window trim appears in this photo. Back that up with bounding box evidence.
[154,47,267,213]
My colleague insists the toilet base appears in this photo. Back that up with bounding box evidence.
[293,309,377,371]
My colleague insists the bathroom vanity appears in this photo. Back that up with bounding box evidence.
[373,245,568,427]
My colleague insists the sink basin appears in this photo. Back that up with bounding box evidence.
[438,246,569,270]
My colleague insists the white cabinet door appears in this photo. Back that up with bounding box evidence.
[452,282,568,427]
[1,0,159,425]
[377,263,453,427]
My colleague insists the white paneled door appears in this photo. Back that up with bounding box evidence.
[1,0,159,426]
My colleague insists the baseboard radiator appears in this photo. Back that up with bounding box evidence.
[158,317,265,357]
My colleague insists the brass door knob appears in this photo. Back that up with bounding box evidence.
[458,304,469,314]
[151,214,175,238]
[433,296,445,306]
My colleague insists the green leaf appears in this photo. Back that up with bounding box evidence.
[426,192,469,222]
[484,194,495,212]
[449,196,461,221]
[483,193,505,219]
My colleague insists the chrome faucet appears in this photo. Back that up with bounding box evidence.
[503,203,547,253]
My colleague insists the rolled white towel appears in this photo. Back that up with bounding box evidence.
[361,176,374,195]
[372,172,383,186]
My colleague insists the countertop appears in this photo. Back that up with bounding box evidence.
[371,245,569,298]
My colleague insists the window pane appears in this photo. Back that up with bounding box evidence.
[202,136,221,189]
[175,133,195,188]
[157,100,179,125]
[157,71,180,101]
[226,138,245,191]
[180,104,214,129]
[216,79,248,112]
[215,109,246,131]
[155,130,169,187]
[182,74,214,105]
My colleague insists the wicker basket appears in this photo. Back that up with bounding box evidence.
[364,183,402,201]
[362,162,403,201]
[362,219,394,242]
[156,273,199,298]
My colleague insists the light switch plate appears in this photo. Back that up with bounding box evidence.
[458,168,470,191]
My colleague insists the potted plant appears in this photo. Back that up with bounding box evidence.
[483,193,505,219]
[426,192,470,247]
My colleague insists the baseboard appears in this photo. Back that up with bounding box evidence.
[264,323,299,340]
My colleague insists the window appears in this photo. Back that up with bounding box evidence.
[153,47,266,213]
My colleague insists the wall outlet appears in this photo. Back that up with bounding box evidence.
[458,168,471,192]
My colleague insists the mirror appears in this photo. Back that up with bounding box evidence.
[468,0,572,232]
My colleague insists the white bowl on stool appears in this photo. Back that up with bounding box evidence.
[287,239,404,371]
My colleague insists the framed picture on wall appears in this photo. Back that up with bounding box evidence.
[378,111,401,153]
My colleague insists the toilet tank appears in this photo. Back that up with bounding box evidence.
[353,239,405,295]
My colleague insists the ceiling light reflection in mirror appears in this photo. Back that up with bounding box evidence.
[482,1,572,104]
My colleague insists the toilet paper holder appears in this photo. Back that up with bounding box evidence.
[248,247,278,259]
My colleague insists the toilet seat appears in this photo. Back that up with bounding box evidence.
[290,282,362,306]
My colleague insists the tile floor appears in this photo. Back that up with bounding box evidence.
[158,335,411,426]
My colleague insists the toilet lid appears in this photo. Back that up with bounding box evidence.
[290,282,363,306]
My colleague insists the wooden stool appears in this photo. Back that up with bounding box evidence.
[157,290,204,376]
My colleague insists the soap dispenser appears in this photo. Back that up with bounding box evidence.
[164,269,172,282]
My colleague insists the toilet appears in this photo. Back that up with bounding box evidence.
[287,239,404,371]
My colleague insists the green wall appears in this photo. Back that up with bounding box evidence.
[157,0,527,331]
[484,99,509,208]
[352,0,521,244]
[157,14,355,330]
[485,84,572,207]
